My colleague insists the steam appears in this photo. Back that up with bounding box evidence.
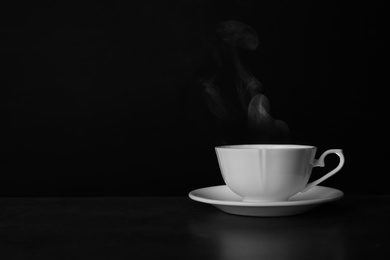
[203,20,289,143]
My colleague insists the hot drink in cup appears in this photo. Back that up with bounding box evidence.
[215,145,344,202]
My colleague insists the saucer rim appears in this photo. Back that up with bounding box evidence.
[188,185,344,207]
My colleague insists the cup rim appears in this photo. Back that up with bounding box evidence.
[215,144,316,150]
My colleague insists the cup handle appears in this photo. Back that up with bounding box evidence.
[301,149,345,193]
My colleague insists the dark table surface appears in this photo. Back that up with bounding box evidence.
[1,194,389,260]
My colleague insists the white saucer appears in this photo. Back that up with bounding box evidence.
[189,185,344,217]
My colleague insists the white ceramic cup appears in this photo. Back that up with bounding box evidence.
[215,144,344,202]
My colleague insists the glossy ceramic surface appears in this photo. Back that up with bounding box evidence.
[215,145,344,202]
[189,185,344,217]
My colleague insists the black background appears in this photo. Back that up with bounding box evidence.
[0,0,386,196]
